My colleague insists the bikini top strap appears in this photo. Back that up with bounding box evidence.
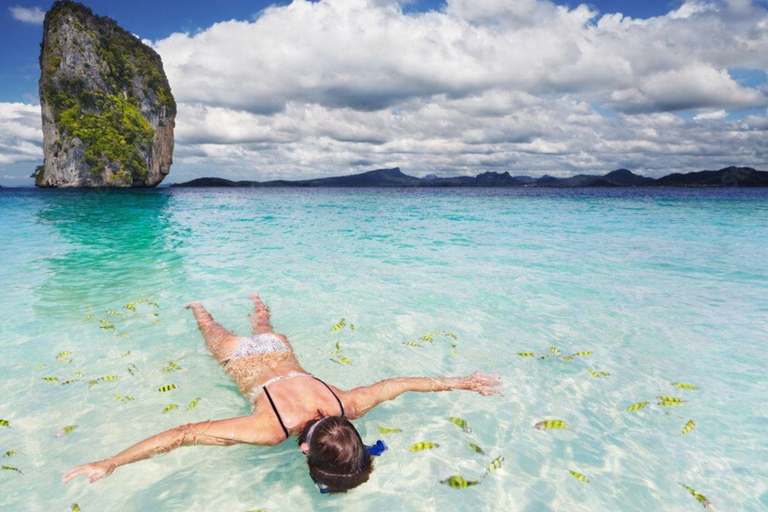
[313,377,345,417]
[263,386,291,439]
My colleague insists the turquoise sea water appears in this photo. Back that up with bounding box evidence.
[1,187,767,511]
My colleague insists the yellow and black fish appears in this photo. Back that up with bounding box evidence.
[328,341,342,354]
[421,333,435,343]
[74,371,84,378]
[1,465,22,474]
[569,470,589,483]
[0,419,10,428]
[533,420,567,430]
[409,442,439,451]
[486,455,504,473]
[330,318,346,331]
[658,396,683,403]
[626,402,649,412]
[56,425,77,437]
[42,376,59,382]
[158,384,177,392]
[680,420,696,435]
[680,483,713,509]
[658,401,685,407]
[517,352,535,357]
[71,504,81,512]
[87,380,99,389]
[60,379,79,385]
[448,417,472,433]
[467,443,485,455]
[440,475,480,488]
[187,397,201,410]
[562,355,574,362]
[57,351,72,358]
[377,426,402,434]
[337,355,352,365]
[588,369,610,378]
[403,341,424,348]
[574,351,593,357]
[99,320,115,330]
[3,450,21,457]
[445,332,457,340]
[100,375,118,382]
[106,310,123,316]
[163,404,178,414]
[548,347,561,354]
[672,382,698,390]
[113,394,125,402]
[168,361,182,371]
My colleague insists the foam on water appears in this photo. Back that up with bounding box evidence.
[1,188,767,511]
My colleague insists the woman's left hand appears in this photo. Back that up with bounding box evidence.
[460,371,503,396]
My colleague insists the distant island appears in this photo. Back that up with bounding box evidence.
[171,166,768,188]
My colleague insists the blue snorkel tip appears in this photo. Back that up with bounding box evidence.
[366,440,387,457]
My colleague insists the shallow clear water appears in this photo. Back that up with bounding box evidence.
[1,187,767,511]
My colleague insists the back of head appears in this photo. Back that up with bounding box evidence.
[299,416,374,493]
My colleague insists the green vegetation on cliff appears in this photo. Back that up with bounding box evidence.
[38,0,175,185]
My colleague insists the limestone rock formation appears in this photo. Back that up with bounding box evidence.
[34,0,175,187]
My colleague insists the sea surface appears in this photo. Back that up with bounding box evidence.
[0,187,767,511]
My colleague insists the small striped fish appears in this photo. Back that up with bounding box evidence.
[486,455,504,473]
[626,402,649,412]
[672,382,698,390]
[440,475,480,488]
[56,425,77,437]
[409,442,439,452]
[680,483,713,510]
[377,426,402,434]
[467,443,485,455]
[157,384,177,392]
[448,417,472,433]
[533,420,567,430]
[569,470,589,483]
[163,404,178,414]
[681,420,696,435]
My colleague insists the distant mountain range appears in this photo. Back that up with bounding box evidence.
[171,166,768,188]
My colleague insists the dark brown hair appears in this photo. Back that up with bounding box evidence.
[299,416,374,493]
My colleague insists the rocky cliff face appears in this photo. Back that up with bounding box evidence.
[34,0,175,188]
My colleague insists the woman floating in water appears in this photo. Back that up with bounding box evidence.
[63,294,502,493]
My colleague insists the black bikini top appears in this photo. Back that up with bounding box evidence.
[262,376,345,439]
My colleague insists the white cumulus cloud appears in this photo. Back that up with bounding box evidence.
[9,6,46,24]
[2,0,768,185]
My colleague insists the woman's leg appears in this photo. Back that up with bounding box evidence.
[185,301,241,362]
[248,293,294,351]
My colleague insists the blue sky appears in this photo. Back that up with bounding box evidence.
[1,0,767,186]
[0,0,686,103]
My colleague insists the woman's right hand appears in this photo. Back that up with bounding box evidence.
[62,460,116,484]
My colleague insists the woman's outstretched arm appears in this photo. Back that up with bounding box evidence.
[62,415,271,484]
[345,371,502,419]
